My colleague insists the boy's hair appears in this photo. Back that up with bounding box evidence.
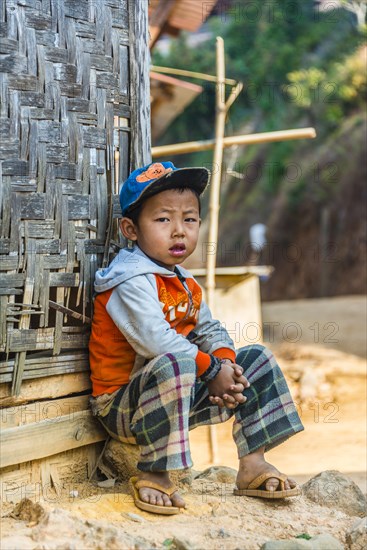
[126,187,201,226]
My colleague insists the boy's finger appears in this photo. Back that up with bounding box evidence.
[230,383,244,393]
[209,395,225,407]
[233,394,247,404]
[222,393,236,404]
[233,374,250,387]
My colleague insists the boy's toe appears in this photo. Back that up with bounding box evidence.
[265,477,280,492]
[139,488,156,504]
[162,494,172,506]
[288,477,297,489]
[171,491,186,508]
[138,486,181,507]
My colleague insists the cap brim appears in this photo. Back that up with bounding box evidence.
[126,167,210,214]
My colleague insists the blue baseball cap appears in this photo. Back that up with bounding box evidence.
[119,161,210,217]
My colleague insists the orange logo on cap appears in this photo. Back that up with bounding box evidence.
[136,163,173,183]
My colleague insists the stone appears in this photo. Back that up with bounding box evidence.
[124,512,147,523]
[0,536,36,550]
[9,498,46,524]
[346,517,367,550]
[195,466,237,484]
[173,536,197,550]
[307,534,344,549]
[104,439,193,487]
[261,540,310,549]
[302,470,366,517]
[261,534,343,550]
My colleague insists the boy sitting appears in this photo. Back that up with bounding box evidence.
[89,161,304,515]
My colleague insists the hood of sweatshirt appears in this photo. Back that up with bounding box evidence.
[93,245,193,293]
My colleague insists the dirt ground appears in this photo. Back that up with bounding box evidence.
[1,295,366,549]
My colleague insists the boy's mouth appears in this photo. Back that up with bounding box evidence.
[169,243,186,257]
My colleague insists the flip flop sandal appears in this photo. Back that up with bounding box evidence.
[233,472,301,499]
[130,476,183,515]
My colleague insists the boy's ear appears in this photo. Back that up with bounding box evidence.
[119,218,138,241]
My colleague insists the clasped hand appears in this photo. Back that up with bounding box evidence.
[207,360,250,409]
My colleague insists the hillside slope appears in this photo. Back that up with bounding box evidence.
[215,112,366,300]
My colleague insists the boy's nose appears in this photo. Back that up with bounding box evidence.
[172,223,185,237]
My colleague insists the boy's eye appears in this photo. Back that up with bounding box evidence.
[185,217,198,222]
[156,217,170,222]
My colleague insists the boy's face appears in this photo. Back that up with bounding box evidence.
[121,188,201,270]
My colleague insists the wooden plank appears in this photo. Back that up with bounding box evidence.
[0,352,88,373]
[82,127,107,149]
[67,195,91,219]
[0,372,92,408]
[49,273,80,287]
[19,193,45,219]
[0,444,105,503]
[0,361,89,384]
[5,327,89,353]
[0,54,28,74]
[0,395,90,429]
[0,410,106,468]
[0,274,24,287]
[0,258,18,271]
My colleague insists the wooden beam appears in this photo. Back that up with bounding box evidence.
[152,128,317,157]
[0,410,106,468]
[0,372,92,408]
[0,395,90,429]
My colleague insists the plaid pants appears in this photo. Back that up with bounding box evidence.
[96,345,304,472]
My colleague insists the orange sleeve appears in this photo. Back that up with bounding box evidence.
[195,350,211,377]
[212,347,236,363]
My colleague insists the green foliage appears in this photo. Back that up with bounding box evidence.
[152,0,365,143]
[286,47,367,126]
[151,0,366,213]
[296,533,312,540]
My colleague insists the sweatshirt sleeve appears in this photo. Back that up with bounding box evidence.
[188,299,236,361]
[105,274,212,373]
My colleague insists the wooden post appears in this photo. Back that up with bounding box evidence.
[129,0,152,168]
[206,37,227,464]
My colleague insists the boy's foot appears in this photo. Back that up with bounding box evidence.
[136,472,186,508]
[237,453,297,492]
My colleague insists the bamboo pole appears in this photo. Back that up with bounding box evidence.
[152,127,316,157]
[206,37,227,464]
[150,65,238,86]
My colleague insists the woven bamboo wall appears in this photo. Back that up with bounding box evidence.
[0,0,151,397]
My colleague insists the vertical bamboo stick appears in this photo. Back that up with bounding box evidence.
[205,37,227,464]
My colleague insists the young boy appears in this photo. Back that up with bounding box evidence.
[89,161,304,515]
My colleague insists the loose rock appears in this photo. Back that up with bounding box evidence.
[9,498,46,524]
[346,517,367,550]
[195,465,237,484]
[124,512,147,523]
[173,536,197,550]
[261,533,343,550]
[302,470,366,517]
[0,536,36,550]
